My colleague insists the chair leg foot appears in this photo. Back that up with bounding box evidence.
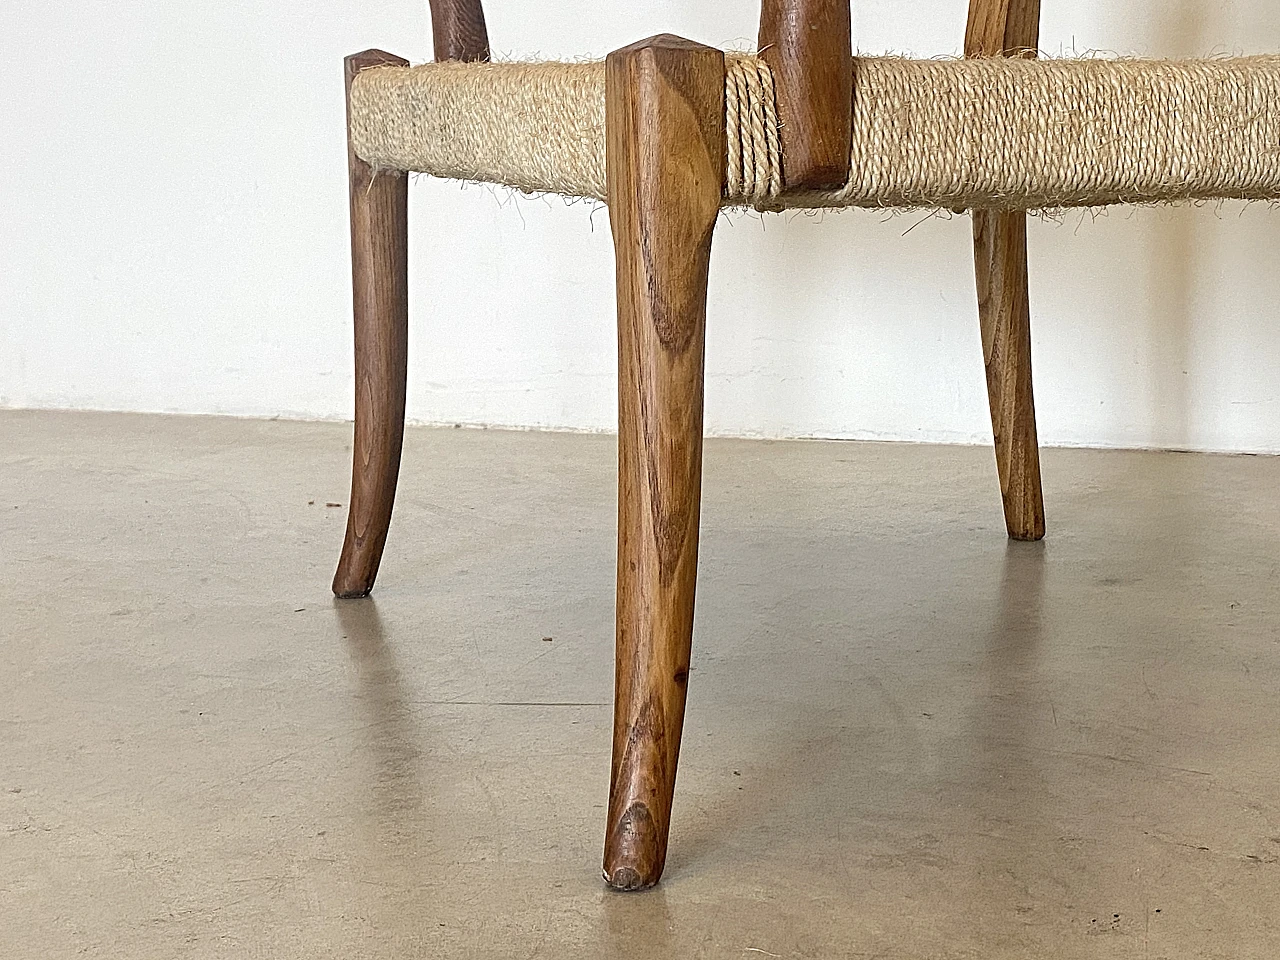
[601,35,725,891]
[333,51,411,599]
[972,209,1046,542]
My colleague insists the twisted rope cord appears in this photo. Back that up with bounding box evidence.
[349,54,1280,210]
[759,58,783,200]
[724,53,785,204]
[725,55,744,199]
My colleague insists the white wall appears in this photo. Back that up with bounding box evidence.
[4,0,1280,451]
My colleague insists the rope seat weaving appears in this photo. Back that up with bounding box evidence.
[348,53,1280,210]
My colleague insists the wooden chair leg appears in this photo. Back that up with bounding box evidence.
[966,0,1046,542]
[601,34,725,891]
[972,210,1045,541]
[333,50,411,599]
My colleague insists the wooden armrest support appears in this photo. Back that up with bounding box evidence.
[965,0,1040,56]
[429,0,490,62]
[757,0,853,190]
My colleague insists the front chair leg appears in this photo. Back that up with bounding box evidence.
[602,34,725,891]
[333,50,411,599]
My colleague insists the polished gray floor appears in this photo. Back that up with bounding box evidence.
[2,410,1278,959]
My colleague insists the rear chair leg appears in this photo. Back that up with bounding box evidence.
[972,210,1045,541]
[966,0,1046,542]
[333,50,411,598]
[602,34,725,891]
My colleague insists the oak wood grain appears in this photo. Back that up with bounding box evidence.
[758,0,853,189]
[965,0,1046,541]
[602,34,725,892]
[428,0,490,62]
[333,50,411,598]
[964,0,1041,57]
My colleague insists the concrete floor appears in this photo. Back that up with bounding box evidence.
[2,410,1279,959]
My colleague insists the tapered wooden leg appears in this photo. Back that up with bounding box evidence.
[333,50,411,599]
[602,35,725,891]
[966,0,1045,542]
[972,210,1045,541]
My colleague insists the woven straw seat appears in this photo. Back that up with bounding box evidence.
[350,53,1280,211]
